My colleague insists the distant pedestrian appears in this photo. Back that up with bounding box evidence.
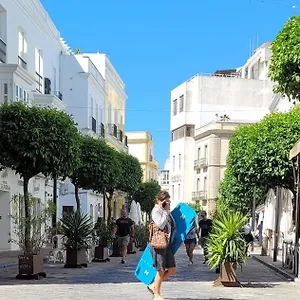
[257,221,263,246]
[243,223,254,256]
[198,211,213,264]
[184,218,199,266]
[112,209,134,264]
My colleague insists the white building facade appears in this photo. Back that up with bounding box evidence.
[169,43,276,212]
[58,52,128,222]
[0,0,69,250]
[159,159,170,192]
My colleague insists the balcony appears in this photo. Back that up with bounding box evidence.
[18,55,27,70]
[54,91,63,101]
[105,124,128,152]
[100,123,105,138]
[92,117,97,133]
[107,123,118,138]
[0,38,6,63]
[35,72,43,93]
[192,191,207,201]
[194,157,208,169]
[33,93,66,111]
[118,129,123,142]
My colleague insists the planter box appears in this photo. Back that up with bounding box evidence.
[219,262,239,287]
[110,240,121,257]
[93,246,110,262]
[16,254,46,279]
[127,240,136,254]
[64,249,87,268]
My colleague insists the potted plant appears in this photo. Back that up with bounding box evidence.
[10,195,54,279]
[207,211,248,287]
[134,223,149,251]
[60,211,93,268]
[93,218,114,262]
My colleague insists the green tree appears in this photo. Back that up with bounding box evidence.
[187,202,202,213]
[223,106,300,218]
[133,181,161,218]
[218,168,267,215]
[0,103,80,254]
[269,15,300,101]
[71,136,108,211]
[100,147,122,222]
[118,152,143,195]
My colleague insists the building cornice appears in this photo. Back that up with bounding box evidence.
[0,64,35,85]
[194,121,253,141]
[13,0,64,51]
[106,68,127,102]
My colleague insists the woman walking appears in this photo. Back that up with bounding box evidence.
[147,190,176,300]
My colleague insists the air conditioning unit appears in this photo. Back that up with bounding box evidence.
[44,77,51,94]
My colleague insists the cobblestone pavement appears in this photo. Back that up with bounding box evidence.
[0,246,298,300]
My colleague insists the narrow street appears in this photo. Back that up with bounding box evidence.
[0,246,298,300]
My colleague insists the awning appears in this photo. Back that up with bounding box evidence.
[289,139,300,160]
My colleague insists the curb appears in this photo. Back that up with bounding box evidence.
[252,255,295,282]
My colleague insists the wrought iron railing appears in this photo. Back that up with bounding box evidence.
[192,191,207,201]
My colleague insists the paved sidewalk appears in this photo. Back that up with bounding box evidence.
[0,246,298,299]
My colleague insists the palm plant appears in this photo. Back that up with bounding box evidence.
[60,211,94,251]
[207,211,247,269]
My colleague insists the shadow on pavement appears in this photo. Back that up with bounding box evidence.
[167,298,243,300]
[0,251,293,286]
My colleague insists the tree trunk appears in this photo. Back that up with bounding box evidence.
[23,175,31,255]
[107,193,113,222]
[74,184,80,211]
[52,176,57,228]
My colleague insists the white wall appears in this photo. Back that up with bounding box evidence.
[1,0,65,103]
[60,54,106,133]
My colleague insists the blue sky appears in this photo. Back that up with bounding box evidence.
[41,0,297,169]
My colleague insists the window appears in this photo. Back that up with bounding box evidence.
[186,125,195,137]
[172,155,175,172]
[35,48,43,92]
[178,184,181,200]
[197,178,200,191]
[172,185,175,199]
[62,206,74,217]
[90,204,93,220]
[179,154,181,170]
[0,7,7,63]
[173,99,177,116]
[3,82,8,103]
[15,85,19,101]
[204,145,208,158]
[18,30,27,69]
[204,176,207,192]
[19,87,23,101]
[96,103,99,132]
[114,109,118,125]
[179,95,184,112]
[53,67,57,92]
[23,90,29,103]
[108,104,112,124]
[197,148,201,159]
